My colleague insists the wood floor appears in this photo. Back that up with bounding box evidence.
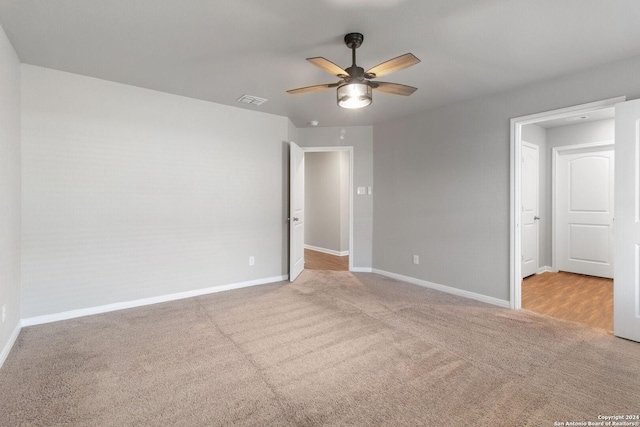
[522,271,613,334]
[304,249,349,271]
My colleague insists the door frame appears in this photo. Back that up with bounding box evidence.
[509,96,625,309]
[551,141,615,274]
[302,146,355,272]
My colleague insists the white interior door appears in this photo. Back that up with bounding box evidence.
[614,99,640,342]
[556,146,614,278]
[289,142,305,281]
[522,141,540,278]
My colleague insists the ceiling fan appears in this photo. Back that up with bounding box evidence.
[287,32,420,109]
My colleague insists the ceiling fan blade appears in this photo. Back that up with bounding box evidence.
[365,53,420,78]
[286,83,339,95]
[372,82,418,96]
[307,57,349,77]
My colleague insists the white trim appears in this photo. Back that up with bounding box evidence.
[304,245,348,257]
[351,267,373,273]
[372,269,510,308]
[537,265,553,274]
[21,275,288,327]
[301,145,355,272]
[551,140,614,273]
[0,322,22,369]
[303,146,352,152]
[510,96,625,309]
[553,141,615,153]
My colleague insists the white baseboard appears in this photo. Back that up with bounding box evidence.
[305,245,349,257]
[0,322,22,369]
[537,266,552,274]
[350,267,373,273]
[21,275,289,327]
[372,269,510,308]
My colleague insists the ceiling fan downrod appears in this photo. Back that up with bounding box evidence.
[344,33,365,82]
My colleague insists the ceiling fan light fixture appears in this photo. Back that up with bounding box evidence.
[287,32,419,109]
[337,82,372,109]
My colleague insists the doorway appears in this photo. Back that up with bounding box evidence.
[289,144,354,281]
[511,97,624,332]
[519,118,616,331]
[305,150,350,271]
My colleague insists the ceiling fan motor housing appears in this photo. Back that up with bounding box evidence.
[345,65,365,82]
[344,33,364,49]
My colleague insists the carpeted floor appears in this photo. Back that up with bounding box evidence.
[1,270,639,426]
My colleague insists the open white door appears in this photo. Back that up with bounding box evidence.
[522,141,539,278]
[289,142,305,282]
[614,99,640,342]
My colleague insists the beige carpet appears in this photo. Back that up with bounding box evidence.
[1,270,639,426]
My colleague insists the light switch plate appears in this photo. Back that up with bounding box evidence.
[357,187,366,195]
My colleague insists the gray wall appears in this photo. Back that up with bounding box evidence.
[0,24,21,361]
[547,119,614,150]
[295,126,373,269]
[21,65,290,318]
[305,152,342,253]
[373,54,640,302]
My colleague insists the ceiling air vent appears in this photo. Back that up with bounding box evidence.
[237,94,268,106]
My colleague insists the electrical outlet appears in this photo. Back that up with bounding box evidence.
[249,256,255,266]
[412,255,419,265]
[1,305,5,323]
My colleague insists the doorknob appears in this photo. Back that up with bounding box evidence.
[292,217,299,221]
[534,216,540,220]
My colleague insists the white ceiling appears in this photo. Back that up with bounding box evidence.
[2,0,640,128]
